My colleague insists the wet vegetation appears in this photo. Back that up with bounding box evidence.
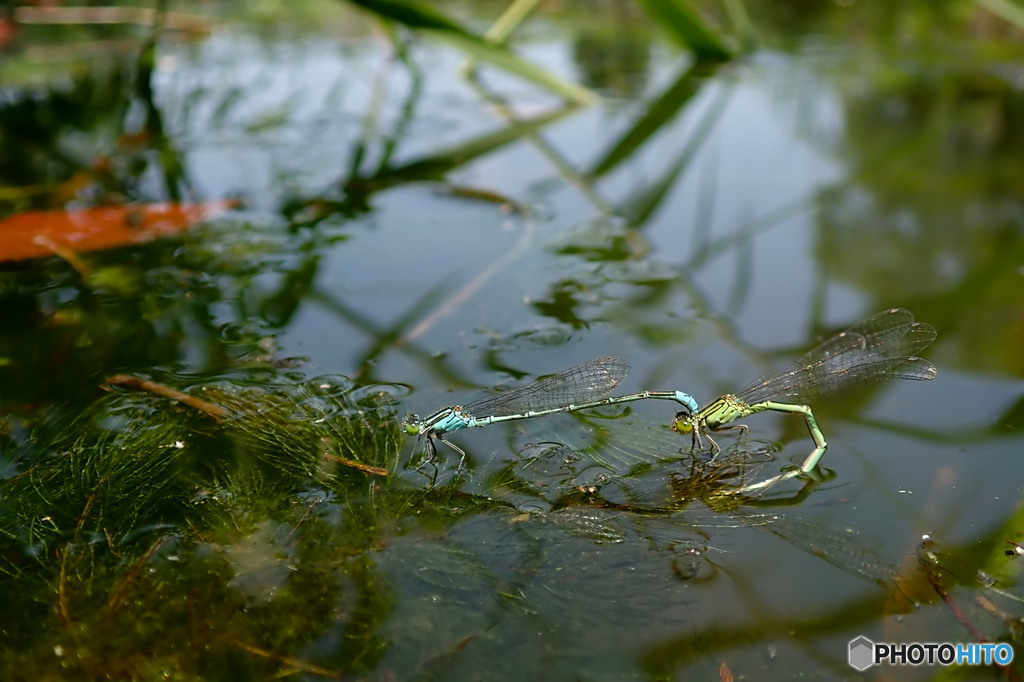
[2,0,1024,678]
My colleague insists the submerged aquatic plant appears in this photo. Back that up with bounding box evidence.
[0,375,405,677]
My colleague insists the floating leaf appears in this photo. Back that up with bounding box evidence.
[0,201,238,262]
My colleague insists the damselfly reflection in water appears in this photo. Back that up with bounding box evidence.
[671,308,937,492]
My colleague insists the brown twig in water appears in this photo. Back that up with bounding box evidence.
[75,493,97,540]
[918,540,988,642]
[287,497,326,543]
[970,597,1024,682]
[104,536,172,623]
[57,544,75,627]
[58,492,100,626]
[103,374,229,421]
[973,594,1023,630]
[235,641,346,679]
[322,453,388,477]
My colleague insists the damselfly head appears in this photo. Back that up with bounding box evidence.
[671,412,694,434]
[401,414,422,435]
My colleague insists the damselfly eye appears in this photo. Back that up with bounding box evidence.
[402,414,422,434]
[672,418,693,434]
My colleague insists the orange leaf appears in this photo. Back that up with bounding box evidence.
[0,201,238,263]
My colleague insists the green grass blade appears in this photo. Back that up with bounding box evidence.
[634,0,733,61]
[346,0,473,32]
[441,32,595,104]
[346,0,595,104]
[484,0,541,44]
[722,0,758,52]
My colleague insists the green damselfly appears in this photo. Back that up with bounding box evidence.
[671,308,937,492]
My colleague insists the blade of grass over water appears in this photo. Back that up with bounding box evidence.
[481,0,540,44]
[722,0,758,52]
[633,0,733,61]
[345,0,595,104]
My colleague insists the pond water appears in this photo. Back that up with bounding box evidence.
[1,1,1023,679]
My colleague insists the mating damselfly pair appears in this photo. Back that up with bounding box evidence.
[403,308,937,490]
[402,356,698,459]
